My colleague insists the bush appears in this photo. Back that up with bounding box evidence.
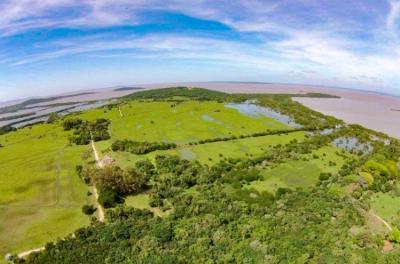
[82,205,97,215]
[388,228,400,243]
[319,172,331,181]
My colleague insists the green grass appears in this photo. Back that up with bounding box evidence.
[105,132,306,167]
[370,192,400,223]
[77,100,298,168]
[0,123,90,257]
[246,146,351,193]
[124,194,167,217]
[76,100,289,143]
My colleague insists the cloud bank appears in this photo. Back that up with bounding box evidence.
[1,0,400,99]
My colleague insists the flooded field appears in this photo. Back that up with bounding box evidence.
[225,101,301,128]
[0,87,141,128]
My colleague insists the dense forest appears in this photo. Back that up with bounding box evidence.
[10,87,400,264]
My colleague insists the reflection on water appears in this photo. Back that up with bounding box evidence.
[225,101,302,128]
[333,137,373,153]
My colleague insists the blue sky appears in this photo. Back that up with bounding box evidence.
[1,0,400,101]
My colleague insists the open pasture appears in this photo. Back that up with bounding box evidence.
[0,123,90,256]
[77,100,290,143]
[106,131,306,167]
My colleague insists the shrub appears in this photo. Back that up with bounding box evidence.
[359,171,374,186]
[388,228,400,243]
[82,205,96,215]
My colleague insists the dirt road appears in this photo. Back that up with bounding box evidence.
[90,140,105,222]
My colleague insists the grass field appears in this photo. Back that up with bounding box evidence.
[371,192,400,223]
[0,123,90,257]
[246,146,351,192]
[76,100,290,143]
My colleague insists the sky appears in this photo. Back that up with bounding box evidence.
[1,0,400,101]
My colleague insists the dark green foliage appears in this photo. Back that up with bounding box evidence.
[125,87,228,101]
[82,205,96,215]
[0,125,17,135]
[81,165,147,196]
[62,118,83,130]
[319,172,332,181]
[27,185,394,264]
[63,118,111,145]
[111,139,176,154]
[106,206,154,222]
[98,190,123,208]
[135,159,155,180]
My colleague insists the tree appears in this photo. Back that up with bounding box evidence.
[98,190,123,208]
[47,113,59,123]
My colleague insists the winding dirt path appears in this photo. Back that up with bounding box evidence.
[91,140,105,222]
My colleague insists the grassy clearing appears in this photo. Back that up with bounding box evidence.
[247,146,351,193]
[371,192,400,223]
[106,132,306,167]
[124,194,167,217]
[0,123,90,256]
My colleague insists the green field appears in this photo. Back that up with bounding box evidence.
[371,192,400,223]
[107,131,306,167]
[77,100,290,143]
[0,123,90,257]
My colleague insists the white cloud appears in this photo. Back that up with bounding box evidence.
[1,0,400,94]
[387,0,400,32]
